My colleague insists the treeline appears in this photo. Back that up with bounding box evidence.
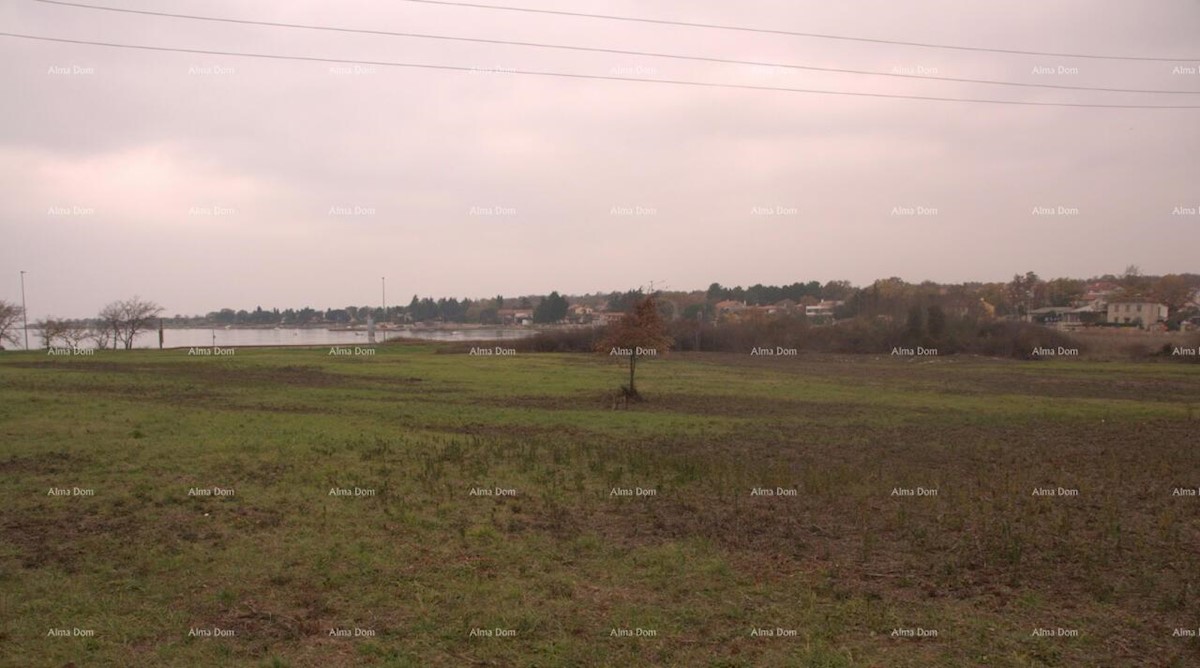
[26,267,1194,332]
[26,297,163,350]
[501,311,1199,361]
[503,309,1084,358]
[188,293,562,326]
[664,311,1085,358]
[704,280,850,304]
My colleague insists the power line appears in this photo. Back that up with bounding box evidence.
[32,0,1200,96]
[4,32,1199,109]
[396,0,1197,63]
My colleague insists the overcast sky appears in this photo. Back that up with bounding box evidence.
[2,0,1198,318]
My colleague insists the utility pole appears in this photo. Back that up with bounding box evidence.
[19,271,28,350]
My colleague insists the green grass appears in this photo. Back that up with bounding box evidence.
[1,346,1198,666]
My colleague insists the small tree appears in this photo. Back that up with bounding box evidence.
[597,295,673,399]
[0,300,23,349]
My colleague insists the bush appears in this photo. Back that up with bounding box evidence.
[443,317,1091,361]
[974,322,1083,359]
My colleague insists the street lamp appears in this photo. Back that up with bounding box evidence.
[19,270,28,350]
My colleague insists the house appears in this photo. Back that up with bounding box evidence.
[592,310,625,326]
[1030,305,1102,331]
[1082,281,1119,305]
[1106,302,1168,330]
[497,309,534,326]
[714,300,747,314]
[566,303,595,324]
[805,300,841,320]
[766,299,800,316]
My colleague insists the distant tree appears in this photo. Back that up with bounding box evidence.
[124,298,164,349]
[37,318,68,349]
[905,304,927,341]
[1119,264,1152,298]
[745,283,772,305]
[479,307,500,325]
[98,302,123,349]
[437,297,469,322]
[596,295,673,399]
[89,323,113,350]
[0,300,23,349]
[1044,278,1085,307]
[1007,272,1042,315]
[37,318,93,350]
[706,283,725,301]
[821,280,855,302]
[533,291,569,323]
[607,289,644,313]
[100,297,164,350]
[926,305,946,341]
[681,303,708,320]
[1154,274,1193,313]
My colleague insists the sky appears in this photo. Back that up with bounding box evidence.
[1,0,1198,319]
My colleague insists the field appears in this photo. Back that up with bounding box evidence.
[1,345,1198,667]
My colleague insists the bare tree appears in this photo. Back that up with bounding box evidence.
[98,302,123,350]
[121,297,163,349]
[99,297,164,350]
[89,322,113,350]
[60,322,95,350]
[36,318,69,349]
[0,300,23,349]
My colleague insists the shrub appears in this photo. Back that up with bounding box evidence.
[974,322,1083,359]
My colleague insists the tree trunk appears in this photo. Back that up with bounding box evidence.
[628,351,637,395]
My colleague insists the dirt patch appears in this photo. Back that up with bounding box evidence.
[0,451,87,475]
[3,510,138,571]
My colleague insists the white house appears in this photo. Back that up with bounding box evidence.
[1106,302,1168,330]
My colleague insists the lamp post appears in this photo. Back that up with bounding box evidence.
[19,270,28,350]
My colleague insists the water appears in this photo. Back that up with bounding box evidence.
[6,327,537,350]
